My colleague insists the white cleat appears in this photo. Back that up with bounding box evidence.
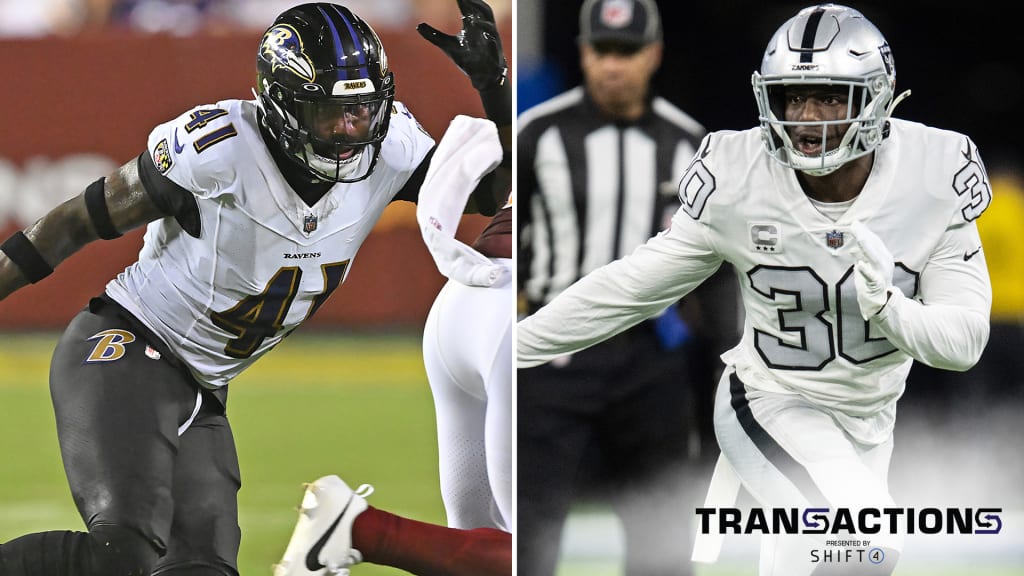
[273,475,374,576]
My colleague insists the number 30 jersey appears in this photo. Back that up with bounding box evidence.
[518,119,992,444]
[106,98,434,388]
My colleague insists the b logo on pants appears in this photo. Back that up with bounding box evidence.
[86,329,136,363]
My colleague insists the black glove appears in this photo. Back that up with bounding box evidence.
[417,0,507,91]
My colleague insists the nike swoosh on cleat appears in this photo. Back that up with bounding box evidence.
[963,247,982,261]
[173,129,185,154]
[305,500,353,571]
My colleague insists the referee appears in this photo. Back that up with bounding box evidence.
[517,0,737,574]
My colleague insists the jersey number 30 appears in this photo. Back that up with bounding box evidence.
[749,264,918,370]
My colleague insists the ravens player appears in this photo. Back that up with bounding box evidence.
[519,4,991,576]
[273,2,514,575]
[274,121,514,576]
[0,3,508,576]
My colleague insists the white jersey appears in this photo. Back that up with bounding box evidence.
[106,98,434,388]
[518,119,992,444]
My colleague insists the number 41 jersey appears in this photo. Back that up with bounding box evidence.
[105,98,434,389]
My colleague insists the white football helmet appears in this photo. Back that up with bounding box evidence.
[751,4,910,176]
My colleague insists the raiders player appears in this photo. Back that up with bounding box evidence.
[0,3,509,576]
[519,5,991,576]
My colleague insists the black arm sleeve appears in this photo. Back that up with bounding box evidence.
[471,170,502,216]
[473,80,512,214]
[391,147,436,204]
[135,152,202,238]
[392,143,502,217]
[479,81,512,128]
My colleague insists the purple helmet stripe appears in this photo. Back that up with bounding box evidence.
[331,5,367,66]
[316,5,348,78]
[318,4,370,81]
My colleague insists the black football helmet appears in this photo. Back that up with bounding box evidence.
[256,3,395,183]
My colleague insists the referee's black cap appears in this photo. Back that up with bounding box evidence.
[579,0,662,47]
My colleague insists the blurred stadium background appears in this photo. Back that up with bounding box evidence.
[0,1,510,575]
[520,1,1024,574]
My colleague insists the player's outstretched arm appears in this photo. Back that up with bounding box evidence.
[418,0,510,216]
[0,158,166,301]
[518,215,723,368]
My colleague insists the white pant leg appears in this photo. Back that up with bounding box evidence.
[713,369,902,576]
[484,318,514,532]
[422,267,514,531]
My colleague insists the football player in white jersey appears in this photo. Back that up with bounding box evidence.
[413,3,513,537]
[518,4,992,576]
[274,2,514,575]
[0,3,509,576]
[418,114,513,533]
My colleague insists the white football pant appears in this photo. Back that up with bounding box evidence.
[713,368,903,576]
[422,262,514,532]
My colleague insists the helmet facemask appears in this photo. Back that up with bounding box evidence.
[753,74,898,176]
[258,78,394,182]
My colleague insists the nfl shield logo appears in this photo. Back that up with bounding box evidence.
[826,230,844,249]
[601,0,633,28]
[303,214,318,233]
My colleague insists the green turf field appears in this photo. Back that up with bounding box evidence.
[0,330,445,576]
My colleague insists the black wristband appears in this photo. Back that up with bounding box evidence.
[479,79,511,128]
[84,177,122,240]
[1,231,54,283]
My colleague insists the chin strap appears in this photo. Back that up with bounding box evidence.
[887,89,912,115]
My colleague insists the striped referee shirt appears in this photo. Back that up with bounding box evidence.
[518,86,705,313]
